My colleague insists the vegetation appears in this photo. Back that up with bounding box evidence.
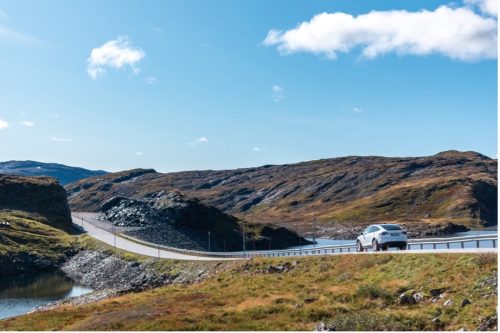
[0,210,75,267]
[65,151,497,233]
[2,252,496,331]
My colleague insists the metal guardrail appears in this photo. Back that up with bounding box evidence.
[117,232,497,259]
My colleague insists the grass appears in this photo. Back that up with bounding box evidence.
[0,210,75,262]
[2,252,497,331]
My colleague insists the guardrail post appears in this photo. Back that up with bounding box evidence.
[461,241,464,249]
[446,243,450,249]
[493,239,496,248]
[476,240,480,248]
[420,244,423,250]
[433,243,436,250]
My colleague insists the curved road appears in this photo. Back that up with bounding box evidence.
[72,213,227,261]
[72,213,497,261]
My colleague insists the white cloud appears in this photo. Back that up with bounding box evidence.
[51,137,72,143]
[188,136,209,146]
[19,120,34,127]
[145,76,157,84]
[0,118,9,129]
[152,27,163,33]
[264,5,497,61]
[252,147,267,152]
[87,36,146,79]
[271,85,284,102]
[352,107,363,113]
[466,0,497,16]
[135,151,143,156]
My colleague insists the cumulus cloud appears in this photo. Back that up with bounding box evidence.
[466,0,497,16]
[264,4,497,61]
[87,36,145,79]
[135,151,143,156]
[252,147,267,152]
[51,137,72,143]
[352,107,363,113]
[0,118,8,129]
[19,120,34,127]
[271,85,284,102]
[188,136,209,146]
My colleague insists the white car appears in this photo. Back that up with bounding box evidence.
[356,224,408,251]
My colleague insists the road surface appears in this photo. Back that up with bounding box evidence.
[72,213,497,261]
[72,213,229,261]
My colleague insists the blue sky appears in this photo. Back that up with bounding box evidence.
[0,0,497,172]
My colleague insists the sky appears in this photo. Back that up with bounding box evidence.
[0,0,497,172]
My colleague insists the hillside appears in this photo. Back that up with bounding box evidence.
[66,151,497,236]
[0,175,77,275]
[3,253,497,331]
[101,190,311,251]
[0,174,73,232]
[0,160,106,185]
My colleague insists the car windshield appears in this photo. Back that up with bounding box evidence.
[381,224,402,231]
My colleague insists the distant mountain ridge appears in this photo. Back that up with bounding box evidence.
[65,150,497,237]
[0,161,107,185]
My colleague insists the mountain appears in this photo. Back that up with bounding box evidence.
[65,151,497,237]
[0,160,107,185]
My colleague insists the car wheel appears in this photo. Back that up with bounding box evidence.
[356,241,363,252]
[399,244,407,250]
[382,245,388,251]
[372,239,379,251]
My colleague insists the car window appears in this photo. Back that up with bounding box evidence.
[381,225,402,230]
[369,226,378,233]
[363,226,371,234]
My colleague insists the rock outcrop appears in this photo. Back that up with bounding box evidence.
[0,174,73,232]
[100,190,311,251]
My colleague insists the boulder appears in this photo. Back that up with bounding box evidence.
[461,299,471,307]
[399,293,417,305]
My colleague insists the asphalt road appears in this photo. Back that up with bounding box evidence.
[72,213,497,261]
[72,213,228,261]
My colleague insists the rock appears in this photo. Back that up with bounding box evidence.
[477,315,497,331]
[439,293,447,299]
[315,321,335,331]
[413,292,424,302]
[443,300,454,307]
[399,293,417,305]
[304,297,318,304]
[461,299,471,307]
[430,287,447,297]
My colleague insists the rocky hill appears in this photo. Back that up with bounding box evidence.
[100,190,310,251]
[66,151,497,237]
[0,175,77,275]
[0,174,73,232]
[0,160,106,185]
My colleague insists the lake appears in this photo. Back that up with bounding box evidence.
[289,230,498,250]
[0,271,92,320]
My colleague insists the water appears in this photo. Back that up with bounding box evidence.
[288,230,498,250]
[0,272,92,320]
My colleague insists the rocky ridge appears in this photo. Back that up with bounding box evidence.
[66,151,497,237]
[100,190,311,251]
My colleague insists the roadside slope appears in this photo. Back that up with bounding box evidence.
[3,253,497,331]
